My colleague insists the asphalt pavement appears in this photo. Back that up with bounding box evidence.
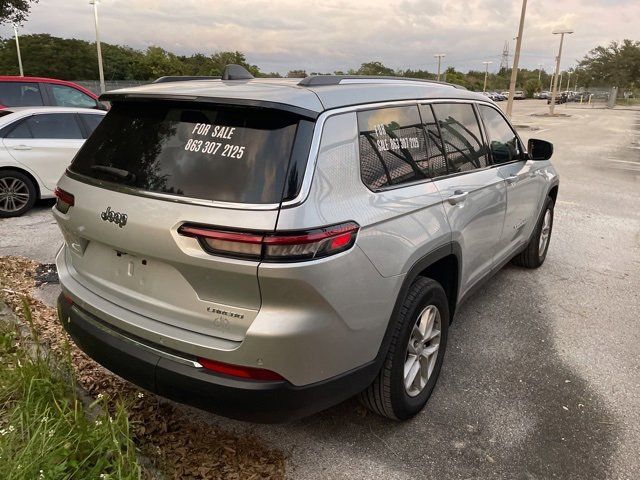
[0,100,638,479]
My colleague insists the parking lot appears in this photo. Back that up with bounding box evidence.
[1,100,638,479]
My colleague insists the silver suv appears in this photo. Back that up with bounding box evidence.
[54,66,558,422]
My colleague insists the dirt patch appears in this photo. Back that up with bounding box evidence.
[0,255,285,480]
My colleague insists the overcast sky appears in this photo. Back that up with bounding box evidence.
[1,0,638,75]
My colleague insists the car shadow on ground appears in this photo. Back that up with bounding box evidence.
[186,264,618,479]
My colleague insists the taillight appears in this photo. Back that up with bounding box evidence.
[197,357,284,381]
[55,187,75,213]
[178,221,359,262]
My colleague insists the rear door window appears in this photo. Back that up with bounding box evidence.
[357,105,429,190]
[69,102,312,204]
[0,82,44,107]
[431,103,488,174]
[25,113,84,139]
[477,105,523,164]
[418,104,449,178]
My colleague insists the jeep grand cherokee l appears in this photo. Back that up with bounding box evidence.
[53,65,558,422]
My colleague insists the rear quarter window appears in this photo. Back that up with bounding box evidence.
[69,102,313,204]
[357,105,429,190]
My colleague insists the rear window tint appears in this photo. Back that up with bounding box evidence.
[358,105,428,190]
[70,102,312,204]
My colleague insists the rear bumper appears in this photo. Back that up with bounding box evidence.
[58,294,378,423]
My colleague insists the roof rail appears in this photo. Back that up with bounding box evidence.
[298,75,464,89]
[153,76,220,84]
[222,64,254,81]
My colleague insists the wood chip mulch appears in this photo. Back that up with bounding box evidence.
[0,255,286,480]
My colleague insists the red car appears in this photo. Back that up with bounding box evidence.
[0,76,107,110]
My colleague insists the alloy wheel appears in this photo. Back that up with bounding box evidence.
[538,209,552,257]
[0,177,30,213]
[404,304,441,397]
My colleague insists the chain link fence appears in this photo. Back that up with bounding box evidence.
[75,80,150,95]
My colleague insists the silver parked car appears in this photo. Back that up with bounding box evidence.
[54,66,559,422]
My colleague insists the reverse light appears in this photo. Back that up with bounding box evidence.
[197,357,284,381]
[178,221,359,262]
[54,187,75,213]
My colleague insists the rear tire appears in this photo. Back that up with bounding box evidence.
[0,170,37,218]
[512,196,554,268]
[359,277,449,420]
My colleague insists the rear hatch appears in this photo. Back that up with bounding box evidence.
[55,99,314,342]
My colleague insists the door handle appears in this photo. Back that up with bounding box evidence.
[13,145,32,151]
[447,190,469,205]
[505,175,518,185]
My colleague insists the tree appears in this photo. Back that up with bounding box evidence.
[209,51,260,77]
[577,39,640,89]
[287,70,307,78]
[524,79,542,98]
[356,61,395,76]
[0,0,38,25]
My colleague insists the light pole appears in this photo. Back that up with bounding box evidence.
[434,54,445,82]
[538,63,543,82]
[566,70,572,92]
[89,0,106,94]
[12,23,24,76]
[482,61,493,92]
[549,29,573,115]
[506,0,527,117]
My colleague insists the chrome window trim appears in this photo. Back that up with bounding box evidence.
[65,96,495,211]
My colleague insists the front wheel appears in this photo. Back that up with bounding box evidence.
[359,277,449,420]
[512,196,554,268]
[0,170,37,218]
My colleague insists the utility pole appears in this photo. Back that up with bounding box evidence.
[549,29,573,115]
[434,54,446,81]
[559,72,563,92]
[90,0,106,94]
[549,73,553,92]
[12,24,24,76]
[506,0,527,118]
[482,61,493,92]
[538,63,543,82]
[566,71,572,92]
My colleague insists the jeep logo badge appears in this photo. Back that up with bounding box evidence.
[100,206,128,228]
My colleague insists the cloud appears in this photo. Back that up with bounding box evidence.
[1,0,638,74]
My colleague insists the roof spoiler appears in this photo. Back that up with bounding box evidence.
[298,75,465,89]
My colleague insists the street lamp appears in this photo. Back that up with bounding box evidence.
[482,61,493,92]
[434,54,446,82]
[506,0,528,118]
[89,0,106,94]
[538,63,543,82]
[12,23,24,76]
[566,70,572,92]
[549,29,573,115]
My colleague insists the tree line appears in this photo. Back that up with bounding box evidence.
[0,34,637,93]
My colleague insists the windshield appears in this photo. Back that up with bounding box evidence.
[69,101,313,204]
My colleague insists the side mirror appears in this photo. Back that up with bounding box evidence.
[528,138,553,161]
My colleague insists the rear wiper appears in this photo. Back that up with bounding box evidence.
[91,165,136,183]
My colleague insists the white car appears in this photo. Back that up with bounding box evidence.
[0,106,106,217]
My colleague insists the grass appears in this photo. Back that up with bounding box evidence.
[0,300,141,480]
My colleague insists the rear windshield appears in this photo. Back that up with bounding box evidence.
[70,102,313,204]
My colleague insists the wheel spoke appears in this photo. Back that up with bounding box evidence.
[404,355,420,391]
